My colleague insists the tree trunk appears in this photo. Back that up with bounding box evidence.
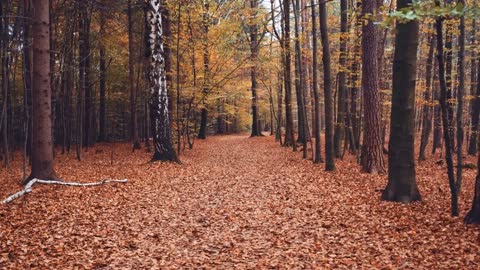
[360,0,385,174]
[147,0,178,162]
[25,0,58,184]
[311,0,322,163]
[198,1,209,140]
[456,0,466,193]
[319,0,335,171]
[128,0,141,149]
[435,6,458,216]
[468,19,478,155]
[283,0,295,149]
[334,0,348,158]
[465,64,480,224]
[250,0,262,137]
[382,0,421,203]
[99,3,107,142]
[419,34,436,161]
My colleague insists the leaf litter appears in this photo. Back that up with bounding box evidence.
[0,135,479,269]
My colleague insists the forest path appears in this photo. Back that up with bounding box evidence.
[1,134,479,269]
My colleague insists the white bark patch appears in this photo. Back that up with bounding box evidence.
[2,178,128,204]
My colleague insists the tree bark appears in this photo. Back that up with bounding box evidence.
[147,0,178,162]
[334,0,348,158]
[283,0,295,149]
[382,0,421,203]
[128,0,141,149]
[25,0,58,184]
[468,19,478,155]
[198,1,209,140]
[435,6,458,216]
[319,0,335,171]
[419,34,436,161]
[250,0,262,137]
[360,0,385,174]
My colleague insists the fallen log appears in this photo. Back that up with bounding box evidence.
[2,178,128,204]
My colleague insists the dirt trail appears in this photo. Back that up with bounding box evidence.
[0,135,479,269]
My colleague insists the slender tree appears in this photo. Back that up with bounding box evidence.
[435,0,458,216]
[419,34,436,161]
[334,0,348,158]
[249,0,263,137]
[311,0,322,163]
[319,0,335,171]
[465,65,480,224]
[382,0,421,202]
[129,0,141,149]
[283,0,295,148]
[198,0,209,139]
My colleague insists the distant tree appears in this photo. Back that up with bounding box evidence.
[382,0,421,202]
[147,0,178,162]
[419,34,436,161]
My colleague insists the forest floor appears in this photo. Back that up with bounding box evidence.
[0,134,479,269]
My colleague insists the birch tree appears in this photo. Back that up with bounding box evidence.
[147,0,178,162]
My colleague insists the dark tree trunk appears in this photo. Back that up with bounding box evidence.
[382,0,421,203]
[435,6,458,216]
[250,0,262,137]
[198,1,209,140]
[128,0,141,149]
[311,0,322,163]
[456,0,466,193]
[26,0,58,183]
[419,34,436,161]
[293,0,307,157]
[283,0,295,149]
[360,0,385,174]
[319,0,335,171]
[432,59,441,154]
[468,19,478,155]
[99,3,107,142]
[334,0,348,158]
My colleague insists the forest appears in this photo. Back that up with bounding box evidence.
[0,0,480,268]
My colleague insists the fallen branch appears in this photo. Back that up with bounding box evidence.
[2,178,128,204]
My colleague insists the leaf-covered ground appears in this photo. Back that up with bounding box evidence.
[0,135,479,269]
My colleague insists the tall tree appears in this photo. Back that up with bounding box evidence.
[319,0,335,171]
[129,0,141,149]
[283,0,295,148]
[465,63,480,224]
[382,0,421,202]
[25,0,58,183]
[468,19,478,155]
[198,0,209,139]
[98,2,107,142]
[456,0,466,193]
[360,0,385,174]
[249,0,263,137]
[419,34,436,161]
[310,0,322,163]
[147,0,178,162]
[435,4,458,216]
[334,0,348,158]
